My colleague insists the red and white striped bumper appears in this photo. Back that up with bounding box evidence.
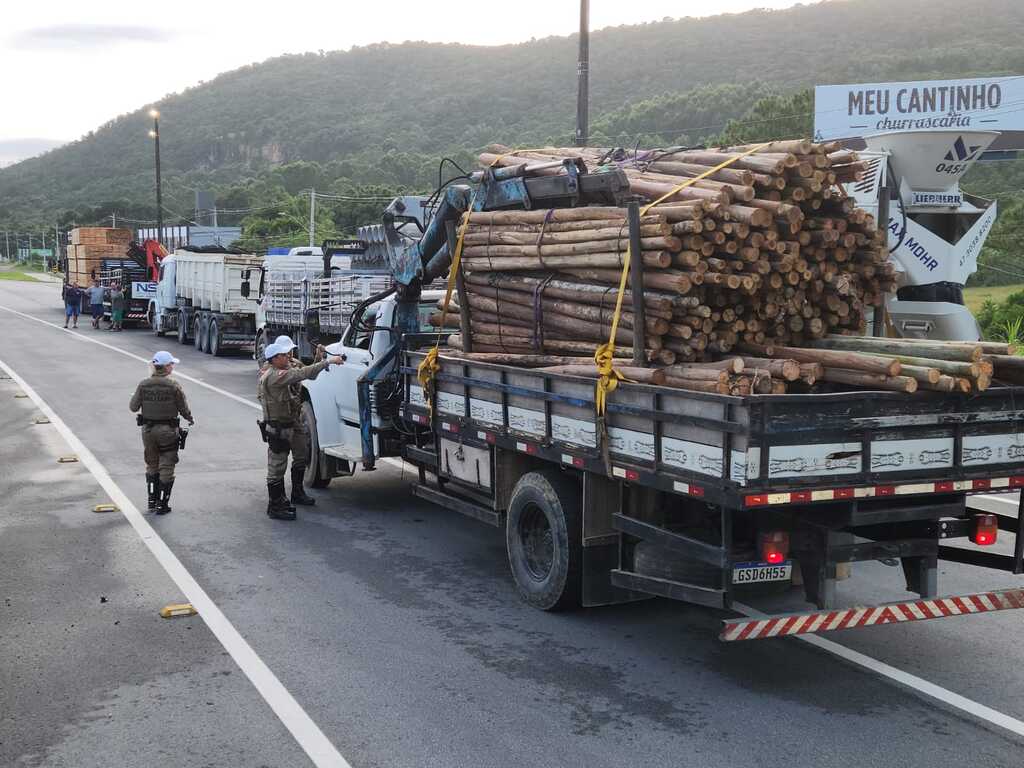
[721,588,1024,642]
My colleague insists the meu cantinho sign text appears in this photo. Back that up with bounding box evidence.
[814,76,1024,140]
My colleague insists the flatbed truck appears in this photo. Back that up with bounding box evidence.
[301,293,1024,640]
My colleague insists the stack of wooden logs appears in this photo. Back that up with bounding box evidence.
[437,139,895,366]
[427,139,1024,396]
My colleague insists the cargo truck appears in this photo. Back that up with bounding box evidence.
[295,166,1024,642]
[148,246,264,356]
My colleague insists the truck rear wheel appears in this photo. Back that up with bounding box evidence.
[209,319,223,357]
[302,400,330,488]
[254,330,267,368]
[506,469,582,611]
[177,312,189,344]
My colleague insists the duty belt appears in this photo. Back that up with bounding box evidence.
[142,418,179,426]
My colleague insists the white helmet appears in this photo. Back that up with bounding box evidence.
[273,335,297,352]
[264,342,288,361]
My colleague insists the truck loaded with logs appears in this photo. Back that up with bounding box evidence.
[298,136,1024,641]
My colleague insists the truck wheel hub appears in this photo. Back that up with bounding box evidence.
[520,504,554,581]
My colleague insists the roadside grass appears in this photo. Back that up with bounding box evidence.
[0,271,39,282]
[964,283,1024,315]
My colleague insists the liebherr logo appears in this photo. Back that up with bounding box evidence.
[944,136,981,162]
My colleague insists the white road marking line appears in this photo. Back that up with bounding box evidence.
[0,303,410,471]
[733,601,1024,739]
[0,357,352,768]
[0,303,258,410]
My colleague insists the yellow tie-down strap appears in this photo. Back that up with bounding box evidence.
[593,142,771,416]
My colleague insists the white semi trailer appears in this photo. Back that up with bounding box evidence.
[148,247,264,356]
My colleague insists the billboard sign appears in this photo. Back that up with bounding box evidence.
[814,76,1024,141]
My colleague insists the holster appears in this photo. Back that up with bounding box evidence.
[178,428,189,450]
[263,420,292,453]
[136,413,145,426]
[257,419,269,444]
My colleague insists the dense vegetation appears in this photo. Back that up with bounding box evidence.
[0,0,1022,272]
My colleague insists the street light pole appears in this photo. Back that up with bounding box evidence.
[149,109,163,244]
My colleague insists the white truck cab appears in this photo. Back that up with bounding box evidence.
[300,291,442,486]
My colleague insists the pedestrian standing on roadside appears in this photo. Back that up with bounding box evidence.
[63,283,81,329]
[109,282,125,331]
[87,280,105,329]
[129,351,194,514]
[257,341,342,520]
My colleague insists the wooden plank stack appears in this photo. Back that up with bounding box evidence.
[65,227,132,286]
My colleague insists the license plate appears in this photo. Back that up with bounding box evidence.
[732,561,792,584]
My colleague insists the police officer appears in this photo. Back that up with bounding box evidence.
[129,351,194,514]
[258,341,342,520]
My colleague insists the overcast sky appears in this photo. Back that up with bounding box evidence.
[2,0,817,151]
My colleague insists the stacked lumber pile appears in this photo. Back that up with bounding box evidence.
[65,227,132,286]
[426,140,1024,396]
[438,140,893,365]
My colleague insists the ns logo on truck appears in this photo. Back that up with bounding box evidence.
[935,135,982,175]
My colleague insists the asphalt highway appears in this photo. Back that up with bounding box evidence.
[2,277,1023,768]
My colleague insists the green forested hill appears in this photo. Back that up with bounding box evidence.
[1,0,1023,235]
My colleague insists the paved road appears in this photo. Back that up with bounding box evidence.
[2,278,1023,768]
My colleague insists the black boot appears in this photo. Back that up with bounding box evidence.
[290,466,316,506]
[146,473,160,513]
[157,480,174,515]
[267,480,296,520]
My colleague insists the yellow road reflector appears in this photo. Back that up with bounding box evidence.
[160,603,197,619]
[34,416,50,424]
[93,503,119,513]
[58,455,79,463]
[14,392,28,398]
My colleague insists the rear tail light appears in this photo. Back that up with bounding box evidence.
[971,514,998,546]
[760,531,790,564]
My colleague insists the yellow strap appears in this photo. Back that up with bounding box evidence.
[594,142,772,416]
[417,192,478,417]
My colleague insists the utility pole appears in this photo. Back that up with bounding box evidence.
[149,109,163,245]
[575,0,590,147]
[309,188,316,247]
[2,230,7,261]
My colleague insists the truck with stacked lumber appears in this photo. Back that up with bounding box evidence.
[149,246,264,356]
[63,227,135,311]
[302,139,1024,641]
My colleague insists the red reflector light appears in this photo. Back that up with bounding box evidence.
[745,494,768,507]
[972,479,991,491]
[791,491,812,502]
[972,514,998,546]
[876,485,895,496]
[760,531,790,564]
[935,481,954,493]
[1010,476,1024,489]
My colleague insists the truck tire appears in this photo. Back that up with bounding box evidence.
[254,330,268,368]
[301,400,330,488]
[209,319,223,357]
[506,469,582,611]
[177,312,190,344]
[195,316,206,352]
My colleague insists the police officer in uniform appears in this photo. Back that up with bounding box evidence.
[129,351,194,514]
[258,340,342,520]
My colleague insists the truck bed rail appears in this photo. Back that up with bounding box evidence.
[402,350,1024,508]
